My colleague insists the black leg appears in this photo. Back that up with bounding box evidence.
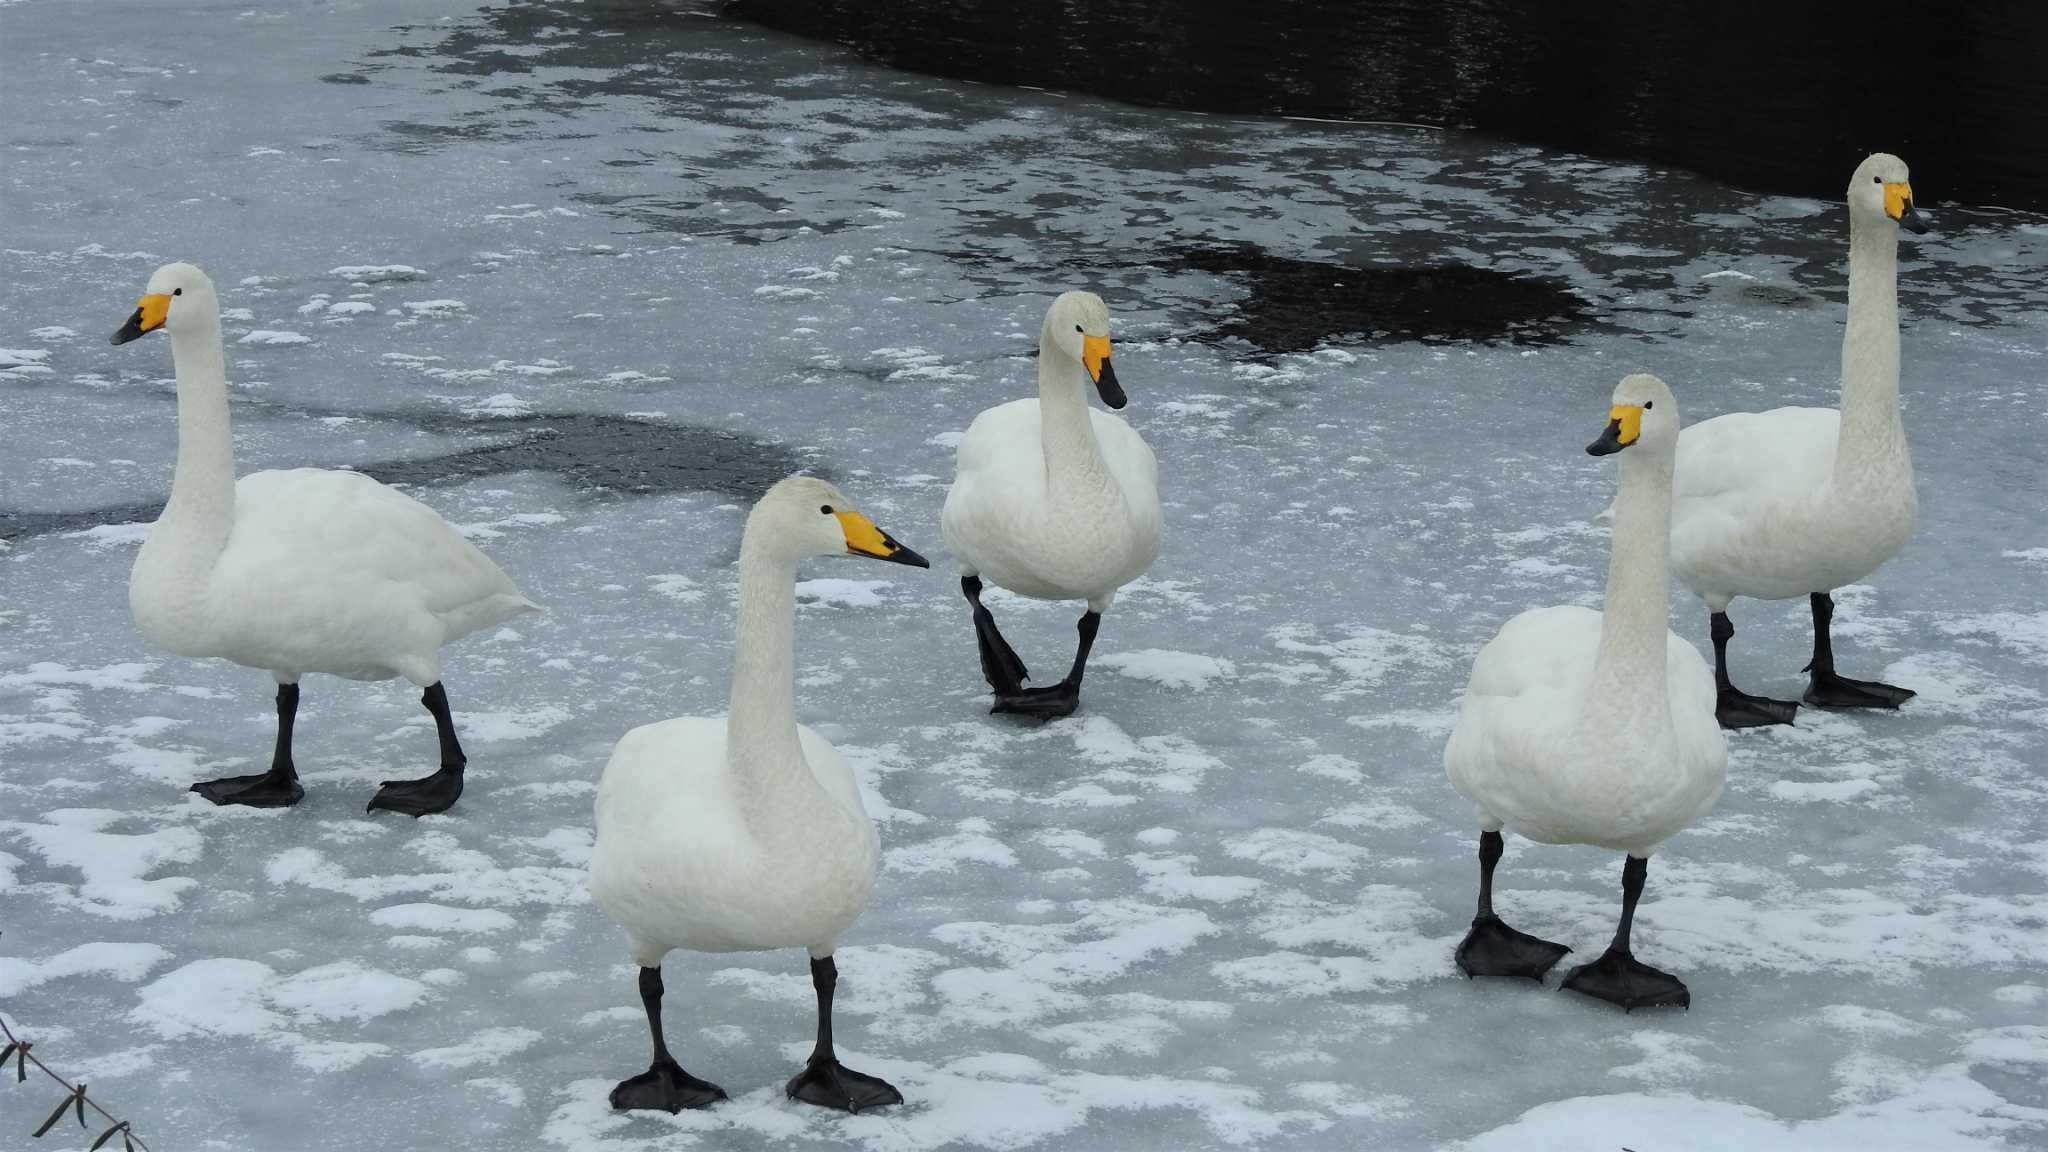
[1560,855,1690,1011]
[1802,592,1916,710]
[784,955,903,1113]
[963,575,1029,693]
[1453,830,1570,981]
[992,610,1101,720]
[191,682,306,807]
[1709,610,1798,728]
[367,682,468,817]
[610,965,725,1112]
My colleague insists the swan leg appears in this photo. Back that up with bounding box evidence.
[992,610,1099,719]
[367,682,467,817]
[1802,592,1915,710]
[1561,855,1690,1012]
[963,576,1030,692]
[1709,611,1798,728]
[1455,830,1570,981]
[785,955,903,1113]
[192,683,306,807]
[610,965,726,1112]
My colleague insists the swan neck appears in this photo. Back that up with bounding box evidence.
[725,541,820,830]
[162,316,237,540]
[1837,216,1906,485]
[1037,332,1109,495]
[1588,447,1675,718]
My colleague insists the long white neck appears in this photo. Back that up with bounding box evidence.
[1585,445,1676,729]
[723,537,834,835]
[160,311,237,544]
[1037,329,1112,501]
[1835,214,1909,489]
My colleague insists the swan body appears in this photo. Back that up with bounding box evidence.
[133,466,535,685]
[1665,154,1926,726]
[941,290,1160,716]
[589,475,925,1114]
[592,717,874,959]
[945,397,1160,606]
[111,262,536,814]
[1446,604,1725,855]
[1445,374,1727,1009]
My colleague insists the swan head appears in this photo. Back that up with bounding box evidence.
[1043,291,1125,410]
[1848,153,1929,235]
[1587,373,1678,457]
[748,475,930,569]
[111,262,218,345]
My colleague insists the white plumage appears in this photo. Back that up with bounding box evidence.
[588,475,923,1114]
[944,396,1160,606]
[1444,373,1726,1010]
[112,262,536,814]
[134,466,536,685]
[940,290,1160,716]
[1446,603,1725,856]
[1663,153,1925,725]
[592,717,875,961]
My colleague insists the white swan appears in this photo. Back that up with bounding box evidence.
[1669,153,1928,728]
[588,475,927,1114]
[1445,374,1727,1011]
[940,290,1161,717]
[110,262,539,815]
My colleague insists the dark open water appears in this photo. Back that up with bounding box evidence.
[729,0,2048,212]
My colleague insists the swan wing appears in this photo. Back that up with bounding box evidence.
[1444,605,1600,810]
[798,725,880,851]
[1671,405,1837,513]
[1091,408,1163,539]
[220,468,536,638]
[945,400,1046,534]
[590,717,747,937]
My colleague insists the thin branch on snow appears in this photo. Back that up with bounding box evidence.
[0,1013,152,1151]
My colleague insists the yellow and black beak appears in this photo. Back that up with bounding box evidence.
[836,510,930,569]
[1884,181,1930,235]
[111,293,172,345]
[1081,334,1126,410]
[1587,403,1643,456]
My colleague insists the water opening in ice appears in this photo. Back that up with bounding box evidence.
[1174,243,1597,354]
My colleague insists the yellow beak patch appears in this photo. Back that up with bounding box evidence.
[835,510,898,559]
[136,293,172,334]
[1608,403,1644,446]
[1082,334,1111,383]
[1883,182,1914,221]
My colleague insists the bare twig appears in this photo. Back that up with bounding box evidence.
[0,1014,151,1151]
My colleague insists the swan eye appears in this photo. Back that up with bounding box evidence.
[1872,176,1882,184]
[820,504,834,514]
[172,288,183,296]
[1074,324,1083,333]
[1642,401,1653,410]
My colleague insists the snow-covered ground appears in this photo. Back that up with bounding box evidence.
[3,2,2045,1150]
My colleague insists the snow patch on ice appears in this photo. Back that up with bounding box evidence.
[1094,650,1236,691]
[369,903,518,934]
[795,578,893,608]
[237,329,311,346]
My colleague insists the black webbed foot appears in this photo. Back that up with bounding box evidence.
[366,765,463,817]
[1455,914,1572,981]
[991,683,1080,719]
[610,1057,725,1113]
[1715,687,1798,729]
[785,1057,903,1114]
[1561,947,1690,1012]
[1804,670,1915,710]
[192,768,304,808]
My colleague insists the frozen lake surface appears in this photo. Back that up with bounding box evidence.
[3,2,2046,1150]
